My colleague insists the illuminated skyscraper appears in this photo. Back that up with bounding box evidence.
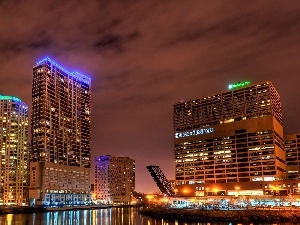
[174,81,286,187]
[0,95,28,205]
[29,58,92,206]
[285,133,300,179]
[94,155,135,204]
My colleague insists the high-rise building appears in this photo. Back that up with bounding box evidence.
[174,81,286,186]
[0,95,28,205]
[285,133,300,179]
[94,155,135,204]
[29,57,92,206]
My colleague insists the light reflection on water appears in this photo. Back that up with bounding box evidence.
[0,208,298,225]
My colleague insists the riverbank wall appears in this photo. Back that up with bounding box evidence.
[139,207,300,223]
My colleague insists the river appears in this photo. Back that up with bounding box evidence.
[0,207,298,225]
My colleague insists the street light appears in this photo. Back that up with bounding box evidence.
[146,194,154,205]
[212,188,218,196]
[183,189,190,195]
[235,186,240,197]
[174,189,178,196]
[271,185,279,196]
[205,187,210,196]
[212,188,219,209]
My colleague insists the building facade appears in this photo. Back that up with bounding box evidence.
[174,81,286,186]
[285,133,300,179]
[94,155,135,204]
[175,179,300,197]
[0,95,28,205]
[29,58,92,206]
[29,162,90,206]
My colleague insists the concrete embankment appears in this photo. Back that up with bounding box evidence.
[139,207,300,223]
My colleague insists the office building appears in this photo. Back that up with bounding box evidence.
[174,81,286,190]
[29,58,92,206]
[285,133,300,179]
[94,155,135,204]
[0,95,28,205]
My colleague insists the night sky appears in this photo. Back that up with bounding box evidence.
[1,1,300,193]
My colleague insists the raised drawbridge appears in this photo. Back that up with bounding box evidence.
[146,165,175,196]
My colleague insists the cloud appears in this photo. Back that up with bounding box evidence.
[0,0,300,193]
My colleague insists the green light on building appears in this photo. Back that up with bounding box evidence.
[0,95,21,102]
[228,81,251,90]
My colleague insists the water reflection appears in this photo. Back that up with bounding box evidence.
[0,208,298,225]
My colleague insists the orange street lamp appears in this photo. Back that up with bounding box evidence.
[212,188,219,196]
[205,187,210,196]
[235,186,240,197]
[146,194,154,200]
[174,189,178,195]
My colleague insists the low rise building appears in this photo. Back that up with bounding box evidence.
[29,162,90,206]
[94,155,135,204]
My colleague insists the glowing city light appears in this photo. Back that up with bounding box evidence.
[228,81,251,90]
[0,95,22,102]
[35,57,91,85]
[175,128,214,138]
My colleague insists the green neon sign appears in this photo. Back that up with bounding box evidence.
[228,81,251,90]
[0,95,21,102]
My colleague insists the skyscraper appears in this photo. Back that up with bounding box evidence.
[29,58,92,206]
[0,95,28,205]
[285,133,300,179]
[94,155,135,204]
[174,81,285,187]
